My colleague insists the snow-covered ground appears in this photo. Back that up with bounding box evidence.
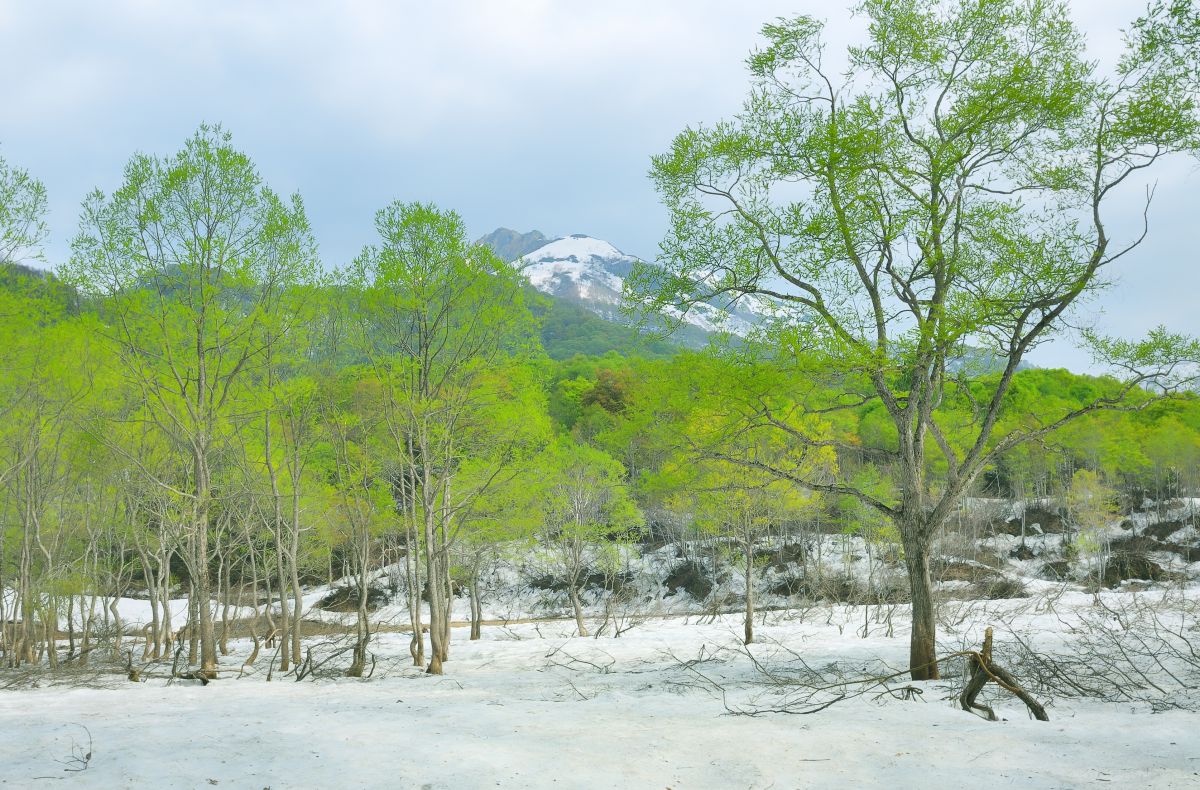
[3,592,1199,789]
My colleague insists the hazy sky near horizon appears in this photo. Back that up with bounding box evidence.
[1,0,1195,370]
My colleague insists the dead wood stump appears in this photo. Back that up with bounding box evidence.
[960,627,1049,721]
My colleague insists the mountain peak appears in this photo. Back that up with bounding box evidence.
[521,235,631,267]
[474,227,551,263]
[477,227,768,342]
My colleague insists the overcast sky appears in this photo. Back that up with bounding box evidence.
[1,0,1194,369]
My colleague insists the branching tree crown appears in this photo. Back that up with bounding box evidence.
[629,0,1200,679]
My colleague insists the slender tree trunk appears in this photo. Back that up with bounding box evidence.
[273,540,291,673]
[19,515,36,665]
[406,518,424,667]
[744,540,755,646]
[108,596,122,661]
[158,553,172,659]
[568,584,588,637]
[78,588,91,662]
[193,474,217,675]
[422,455,449,674]
[346,540,371,678]
[45,595,59,669]
[263,570,277,649]
[441,545,453,660]
[244,571,261,668]
[0,552,8,666]
[219,553,231,656]
[66,597,76,659]
[468,563,482,641]
[82,586,97,665]
[186,582,199,665]
[424,546,447,675]
[141,548,160,660]
[289,515,303,668]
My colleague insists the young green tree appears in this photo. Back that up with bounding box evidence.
[0,316,98,666]
[632,352,833,643]
[349,201,547,674]
[1067,468,1120,584]
[0,152,48,267]
[243,277,323,672]
[629,0,1200,679]
[533,438,641,637]
[322,398,390,678]
[659,449,822,646]
[450,460,542,641]
[64,124,318,676]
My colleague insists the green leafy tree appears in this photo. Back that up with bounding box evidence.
[0,152,48,266]
[0,314,100,666]
[655,433,824,645]
[629,0,1200,679]
[533,438,641,637]
[1067,468,1119,584]
[64,124,318,675]
[348,201,547,674]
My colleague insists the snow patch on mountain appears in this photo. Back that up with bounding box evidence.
[509,232,765,337]
[519,235,628,306]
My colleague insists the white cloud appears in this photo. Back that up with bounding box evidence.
[1,0,1195,365]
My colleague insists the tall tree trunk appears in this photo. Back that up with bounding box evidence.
[902,530,939,681]
[424,547,447,675]
[158,552,172,659]
[140,547,161,660]
[273,540,291,673]
[186,582,199,665]
[289,529,303,668]
[422,458,448,673]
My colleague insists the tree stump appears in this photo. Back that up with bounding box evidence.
[960,627,1049,721]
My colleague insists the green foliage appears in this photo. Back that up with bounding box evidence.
[538,437,642,539]
[535,294,680,359]
[0,152,48,266]
[64,123,319,454]
[627,0,1200,562]
[1,20,1199,673]
[1068,469,1119,558]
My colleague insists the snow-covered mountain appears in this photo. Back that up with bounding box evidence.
[477,228,768,339]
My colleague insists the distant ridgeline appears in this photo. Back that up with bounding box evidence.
[0,260,78,311]
[475,227,768,359]
[474,227,1037,372]
[1,244,1033,372]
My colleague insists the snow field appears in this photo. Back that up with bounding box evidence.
[2,593,1199,789]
